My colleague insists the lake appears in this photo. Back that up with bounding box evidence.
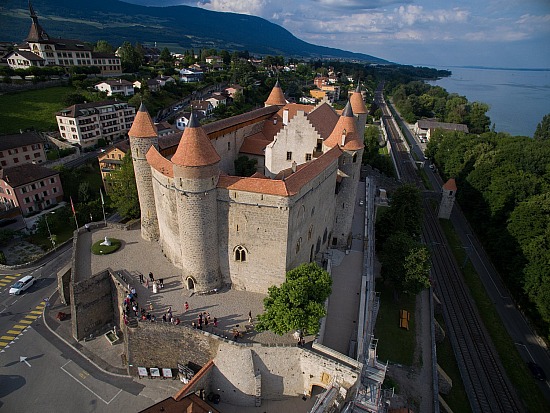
[427,67,550,137]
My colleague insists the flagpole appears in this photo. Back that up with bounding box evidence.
[70,196,79,229]
[100,189,107,227]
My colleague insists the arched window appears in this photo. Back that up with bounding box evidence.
[308,225,313,240]
[352,153,357,163]
[296,237,302,254]
[234,245,247,262]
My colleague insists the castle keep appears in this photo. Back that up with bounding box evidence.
[130,83,367,293]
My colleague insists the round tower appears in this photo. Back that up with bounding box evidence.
[129,103,160,241]
[172,112,222,292]
[438,178,457,219]
[264,80,287,107]
[350,84,368,139]
[324,101,364,248]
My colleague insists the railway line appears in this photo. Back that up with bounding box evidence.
[377,92,523,412]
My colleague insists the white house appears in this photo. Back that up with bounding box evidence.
[179,68,203,83]
[205,94,227,109]
[95,79,134,97]
[5,50,45,69]
[175,112,205,130]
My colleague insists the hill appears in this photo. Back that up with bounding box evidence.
[0,0,390,63]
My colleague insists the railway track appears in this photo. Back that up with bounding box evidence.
[378,95,523,412]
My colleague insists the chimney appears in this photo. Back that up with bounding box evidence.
[283,109,289,125]
[341,129,347,146]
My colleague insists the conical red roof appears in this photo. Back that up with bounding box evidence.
[172,112,220,167]
[265,80,286,106]
[129,103,158,138]
[324,101,363,150]
[350,85,367,114]
[443,178,457,192]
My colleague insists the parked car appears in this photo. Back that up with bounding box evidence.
[9,275,35,295]
[527,361,547,381]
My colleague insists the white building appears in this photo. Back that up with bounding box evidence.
[56,101,136,148]
[95,79,135,97]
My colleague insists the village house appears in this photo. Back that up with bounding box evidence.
[0,131,47,168]
[98,140,130,194]
[0,163,63,216]
[414,119,469,141]
[94,79,135,97]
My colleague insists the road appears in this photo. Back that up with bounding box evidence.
[0,247,175,412]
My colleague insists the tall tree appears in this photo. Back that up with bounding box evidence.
[94,40,114,54]
[106,153,140,219]
[534,113,550,140]
[256,263,332,336]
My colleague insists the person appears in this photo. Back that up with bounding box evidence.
[149,272,154,282]
[162,313,167,322]
[131,286,137,298]
[152,281,158,294]
[184,301,189,312]
[149,303,153,312]
[213,317,218,327]
[248,311,252,324]
[159,278,164,288]
[174,317,180,325]
[139,273,144,283]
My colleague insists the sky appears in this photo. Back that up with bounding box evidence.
[124,0,550,69]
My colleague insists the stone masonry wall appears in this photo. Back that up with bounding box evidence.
[151,169,182,268]
[71,269,114,341]
[57,262,71,305]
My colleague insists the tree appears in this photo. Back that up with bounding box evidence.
[118,42,144,72]
[159,47,172,63]
[63,92,87,107]
[256,263,332,336]
[380,232,431,294]
[234,155,257,177]
[534,113,550,140]
[94,40,114,54]
[106,153,140,219]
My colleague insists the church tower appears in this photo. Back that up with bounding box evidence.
[350,84,368,139]
[172,112,222,292]
[264,80,287,108]
[438,178,457,219]
[129,103,159,241]
[324,101,364,248]
[26,1,49,42]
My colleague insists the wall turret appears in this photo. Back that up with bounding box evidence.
[438,178,457,219]
[172,112,222,292]
[350,84,368,139]
[324,101,364,248]
[264,80,287,107]
[129,103,159,241]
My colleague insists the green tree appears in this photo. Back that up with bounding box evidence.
[256,263,332,336]
[118,42,144,72]
[106,153,140,219]
[234,155,257,177]
[159,47,172,63]
[534,113,550,140]
[94,40,114,54]
[63,92,87,106]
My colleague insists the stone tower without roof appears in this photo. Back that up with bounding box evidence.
[350,84,368,139]
[324,101,364,248]
[172,112,222,292]
[439,178,457,219]
[129,103,160,241]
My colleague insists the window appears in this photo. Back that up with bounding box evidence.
[234,245,247,262]
[34,153,41,158]
[296,237,302,254]
[286,152,292,161]
[43,191,48,197]
[31,184,36,190]
[308,225,313,240]
[228,141,231,151]
[25,155,30,160]
[23,146,28,152]
[50,178,55,184]
[40,181,45,187]
[24,197,30,204]
[21,187,27,194]
[52,187,57,194]
[13,157,19,163]
[352,153,357,163]
[305,153,312,161]
[0,161,5,166]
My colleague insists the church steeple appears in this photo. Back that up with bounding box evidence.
[26,1,49,42]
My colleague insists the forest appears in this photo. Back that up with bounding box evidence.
[425,116,550,337]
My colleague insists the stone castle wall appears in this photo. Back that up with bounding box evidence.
[126,322,360,406]
[131,136,159,241]
[218,190,290,293]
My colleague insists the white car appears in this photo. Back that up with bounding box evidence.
[9,275,34,295]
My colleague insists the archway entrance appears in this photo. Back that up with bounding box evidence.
[187,277,195,290]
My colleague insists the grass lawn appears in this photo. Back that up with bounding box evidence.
[439,219,549,412]
[375,281,416,366]
[0,86,76,134]
[26,223,75,251]
[435,315,472,413]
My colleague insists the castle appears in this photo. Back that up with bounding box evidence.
[129,82,367,294]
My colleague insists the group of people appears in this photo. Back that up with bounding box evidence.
[191,311,218,331]
[138,272,164,293]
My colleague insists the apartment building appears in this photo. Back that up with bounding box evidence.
[0,132,47,168]
[56,101,136,148]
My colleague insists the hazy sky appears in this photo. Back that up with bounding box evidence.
[124,0,550,68]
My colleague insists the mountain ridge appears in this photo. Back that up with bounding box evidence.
[0,0,390,63]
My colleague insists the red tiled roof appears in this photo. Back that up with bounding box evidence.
[218,175,289,196]
[265,80,286,106]
[129,103,157,138]
[239,132,271,155]
[350,87,367,114]
[443,178,457,191]
[172,113,220,167]
[146,146,174,178]
[324,101,363,151]
[307,102,340,140]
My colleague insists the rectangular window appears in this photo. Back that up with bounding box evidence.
[52,187,57,194]
[0,152,3,158]
[24,197,30,203]
[40,181,45,187]
[305,153,312,161]
[13,157,19,163]
[31,183,36,190]
[228,141,231,151]
[25,155,30,160]
[23,146,28,152]
[286,152,292,161]
[27,206,34,213]
[43,191,48,197]
[1,161,6,166]
[50,178,55,184]
[21,187,27,194]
